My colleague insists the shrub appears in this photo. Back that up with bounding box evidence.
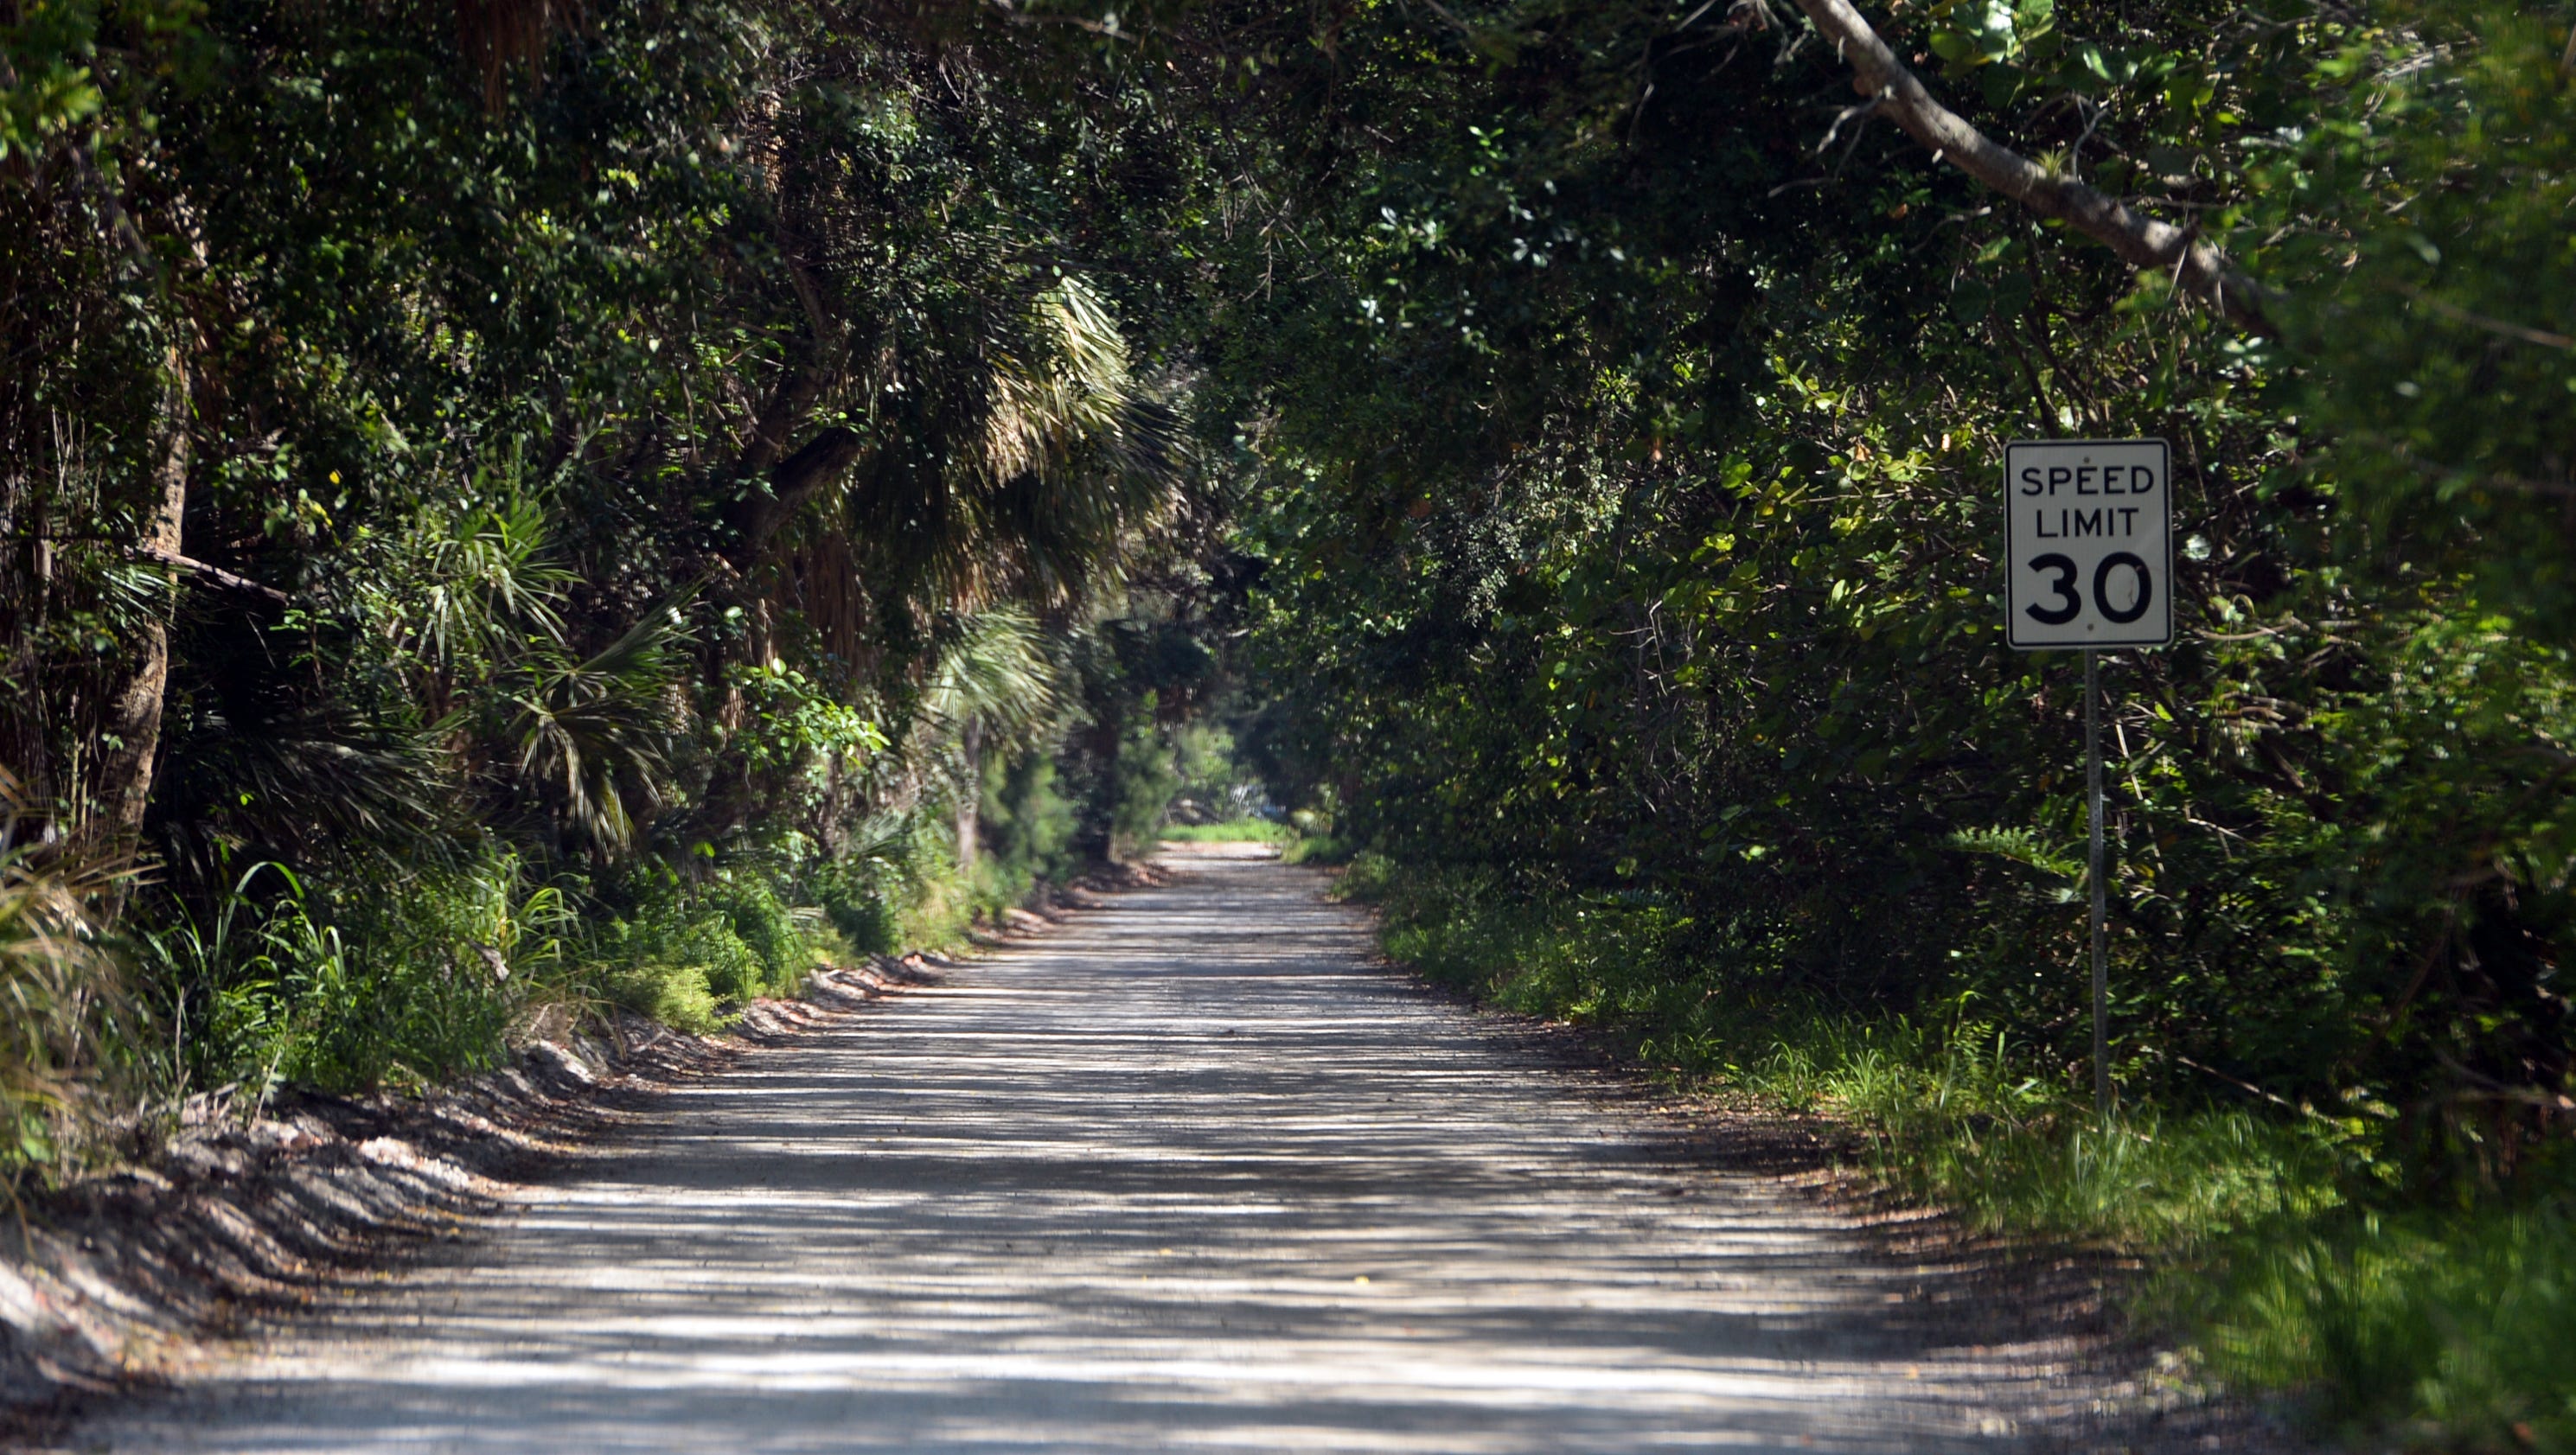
[808,853,901,956]
[1348,855,2345,1244]
[138,853,543,1100]
[706,873,815,998]
[585,889,765,1009]
[987,751,1079,883]
[598,962,725,1035]
[1107,708,1180,861]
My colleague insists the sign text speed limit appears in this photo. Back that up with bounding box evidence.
[2004,438,2172,650]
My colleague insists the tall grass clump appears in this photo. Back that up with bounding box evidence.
[1741,1022,2341,1248]
[0,773,139,1178]
[139,852,555,1098]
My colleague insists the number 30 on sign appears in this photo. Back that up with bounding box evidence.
[2004,439,2173,650]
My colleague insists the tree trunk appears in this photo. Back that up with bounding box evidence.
[729,426,868,571]
[956,718,982,881]
[97,344,189,886]
[0,492,54,842]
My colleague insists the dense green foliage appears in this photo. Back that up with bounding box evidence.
[1210,0,2574,1189]
[1336,855,2573,1450]
[0,0,1237,1132]
[1166,0,2573,1444]
[6,0,2573,1442]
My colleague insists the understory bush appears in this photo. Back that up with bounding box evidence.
[133,846,895,1093]
[584,897,769,1026]
[139,855,540,1099]
[809,853,903,958]
[1107,708,1182,863]
[1350,854,2340,1246]
[986,753,1081,886]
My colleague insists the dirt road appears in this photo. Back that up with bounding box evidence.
[80,847,2157,1453]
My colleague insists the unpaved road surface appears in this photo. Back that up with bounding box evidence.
[80,848,2162,1454]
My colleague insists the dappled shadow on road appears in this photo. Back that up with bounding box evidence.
[86,858,2157,1454]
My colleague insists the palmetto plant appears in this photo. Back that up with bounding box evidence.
[843,276,1195,618]
[920,608,1059,750]
[911,607,1062,874]
[392,475,576,674]
[346,480,692,860]
[965,280,1192,604]
[503,608,691,858]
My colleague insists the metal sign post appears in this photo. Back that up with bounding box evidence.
[2004,439,2172,1122]
[2085,646,2106,1121]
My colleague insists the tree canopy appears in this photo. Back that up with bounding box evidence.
[2,0,2569,1265]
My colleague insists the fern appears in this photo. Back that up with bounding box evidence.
[1946,826,2086,886]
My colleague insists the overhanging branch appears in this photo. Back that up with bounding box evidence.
[732,427,871,568]
[1790,0,2274,336]
[132,545,291,605]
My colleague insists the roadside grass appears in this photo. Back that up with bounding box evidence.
[1280,834,1355,865]
[1157,818,1361,864]
[1333,852,2571,1452]
[54,793,1090,1177]
[1738,1024,2343,1249]
[1339,853,2326,1248]
[1159,819,1297,845]
[112,839,968,1120]
[2199,1194,2576,1454]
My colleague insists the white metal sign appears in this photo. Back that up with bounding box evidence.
[2004,438,2171,650]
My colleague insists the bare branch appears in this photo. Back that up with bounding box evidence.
[732,427,871,568]
[1787,0,2274,336]
[130,545,291,605]
[2405,289,2573,349]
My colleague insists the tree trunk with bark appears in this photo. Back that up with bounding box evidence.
[96,344,189,890]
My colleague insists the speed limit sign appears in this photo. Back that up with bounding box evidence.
[2002,437,2172,1122]
[2004,439,2172,650]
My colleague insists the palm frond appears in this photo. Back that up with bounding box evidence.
[395,475,575,670]
[150,705,454,885]
[921,607,1058,743]
[506,607,692,856]
[846,272,1197,616]
[1948,826,2086,886]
